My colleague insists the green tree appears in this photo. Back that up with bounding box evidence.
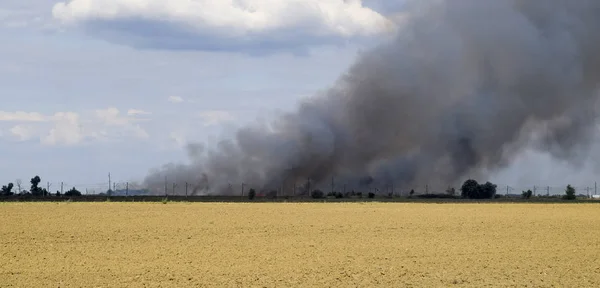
[461,179,480,198]
[461,179,497,199]
[64,187,82,197]
[311,189,324,199]
[480,182,497,198]
[1,183,14,196]
[522,190,533,199]
[564,185,576,200]
[30,176,42,196]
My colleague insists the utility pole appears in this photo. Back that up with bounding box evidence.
[172,183,177,196]
[331,176,335,194]
[547,186,550,197]
[61,182,64,195]
[47,182,51,196]
[186,182,189,197]
[595,182,597,196]
[587,187,591,198]
[164,176,168,197]
[126,182,129,197]
[533,186,537,197]
[293,178,297,196]
[108,173,111,193]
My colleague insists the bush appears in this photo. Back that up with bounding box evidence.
[409,189,415,197]
[1,183,14,196]
[564,185,576,200]
[480,182,497,198]
[461,179,497,199]
[368,192,375,199]
[311,190,324,199]
[64,187,82,197]
[461,179,479,198]
[522,190,533,199]
[356,192,362,198]
[335,192,344,199]
[248,189,256,200]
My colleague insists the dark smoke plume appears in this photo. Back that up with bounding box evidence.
[144,0,600,195]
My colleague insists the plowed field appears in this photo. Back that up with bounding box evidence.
[1,202,599,287]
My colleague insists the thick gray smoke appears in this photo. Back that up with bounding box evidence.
[144,0,600,195]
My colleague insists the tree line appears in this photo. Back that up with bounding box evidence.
[1,176,581,200]
[461,179,577,200]
[1,176,81,197]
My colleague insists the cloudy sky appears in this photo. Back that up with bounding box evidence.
[1,0,598,194]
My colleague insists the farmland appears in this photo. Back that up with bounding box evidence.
[1,203,599,287]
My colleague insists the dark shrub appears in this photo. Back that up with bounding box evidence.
[564,185,576,200]
[409,189,415,197]
[480,182,497,198]
[368,192,375,199]
[461,179,497,199]
[1,183,14,196]
[311,190,324,199]
[248,189,256,200]
[356,192,363,198]
[335,192,344,199]
[461,179,480,198]
[522,190,533,199]
[64,187,82,197]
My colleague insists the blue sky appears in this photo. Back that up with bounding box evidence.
[1,0,598,194]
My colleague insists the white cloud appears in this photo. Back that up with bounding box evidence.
[0,111,46,122]
[94,107,150,140]
[198,110,235,127]
[51,0,394,53]
[9,125,37,141]
[42,112,84,146]
[0,108,151,146]
[127,109,151,116]
[168,96,184,103]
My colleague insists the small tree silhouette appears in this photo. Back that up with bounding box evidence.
[248,189,256,200]
[564,185,576,200]
[311,190,324,199]
[30,176,42,196]
[64,187,82,197]
[1,183,14,196]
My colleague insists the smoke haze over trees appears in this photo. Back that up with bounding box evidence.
[144,0,600,195]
